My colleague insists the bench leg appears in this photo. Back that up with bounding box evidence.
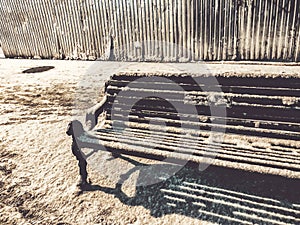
[74,143,88,187]
[67,120,89,188]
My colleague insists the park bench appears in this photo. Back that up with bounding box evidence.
[70,65,300,179]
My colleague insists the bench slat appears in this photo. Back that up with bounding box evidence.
[109,75,300,88]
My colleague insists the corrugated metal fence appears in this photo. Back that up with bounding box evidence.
[0,0,299,62]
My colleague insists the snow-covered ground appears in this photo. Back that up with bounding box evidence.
[0,59,299,225]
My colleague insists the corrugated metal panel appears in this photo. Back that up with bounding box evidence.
[0,0,299,61]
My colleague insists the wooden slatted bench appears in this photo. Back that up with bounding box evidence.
[69,67,300,179]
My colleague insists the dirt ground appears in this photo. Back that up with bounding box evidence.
[0,59,299,225]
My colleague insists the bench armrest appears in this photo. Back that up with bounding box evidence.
[85,95,107,130]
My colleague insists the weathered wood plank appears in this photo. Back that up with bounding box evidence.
[0,0,299,62]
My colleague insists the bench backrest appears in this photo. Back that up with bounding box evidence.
[102,73,299,141]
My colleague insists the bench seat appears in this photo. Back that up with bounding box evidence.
[79,121,300,178]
